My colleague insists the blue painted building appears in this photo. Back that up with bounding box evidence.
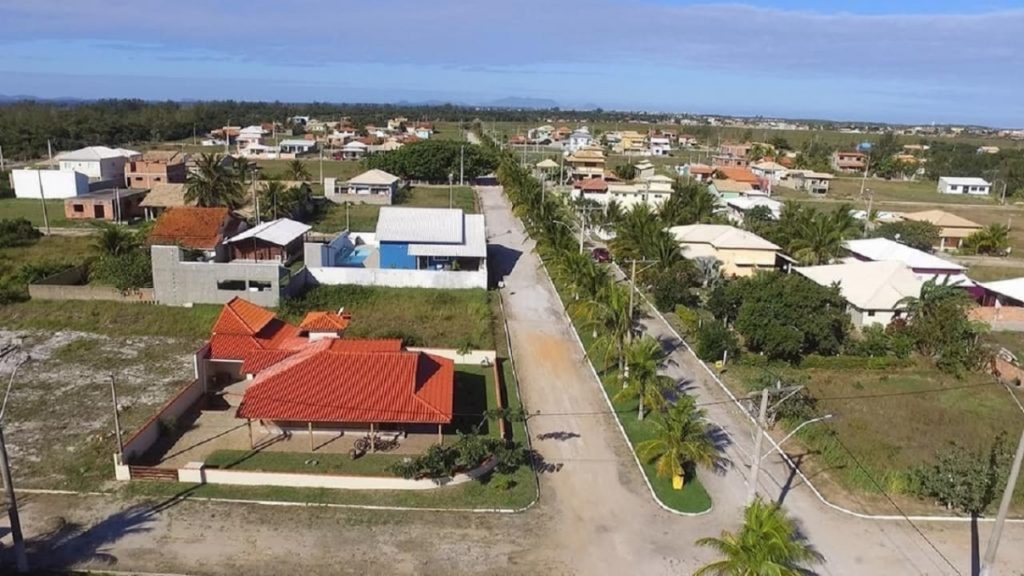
[375,207,486,271]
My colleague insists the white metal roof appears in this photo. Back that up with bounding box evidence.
[844,238,964,272]
[57,146,136,161]
[347,169,400,186]
[939,176,990,186]
[376,207,465,243]
[343,141,368,150]
[279,139,315,147]
[796,261,923,310]
[225,218,311,246]
[981,277,1024,303]
[407,214,487,258]
[668,224,780,250]
[726,197,782,213]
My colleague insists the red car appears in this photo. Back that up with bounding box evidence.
[591,247,611,263]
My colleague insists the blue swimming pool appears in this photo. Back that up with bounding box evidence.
[338,245,373,267]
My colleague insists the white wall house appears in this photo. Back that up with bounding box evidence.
[566,128,593,154]
[11,169,90,199]
[937,177,991,195]
[57,146,137,181]
[279,139,317,154]
[649,136,672,157]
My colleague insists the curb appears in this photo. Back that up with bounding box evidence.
[631,284,1024,524]
[533,248,712,517]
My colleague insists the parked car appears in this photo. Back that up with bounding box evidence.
[591,247,611,263]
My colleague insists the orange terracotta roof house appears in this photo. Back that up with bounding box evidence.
[299,311,352,333]
[715,166,760,184]
[575,177,609,193]
[148,206,244,251]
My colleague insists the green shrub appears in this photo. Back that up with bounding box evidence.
[90,251,153,292]
[674,306,700,336]
[694,320,739,362]
[0,218,41,248]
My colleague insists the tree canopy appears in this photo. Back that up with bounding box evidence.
[365,140,498,183]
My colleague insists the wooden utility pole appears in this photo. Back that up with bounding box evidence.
[746,388,770,503]
[110,375,124,459]
[0,425,28,573]
[980,427,1024,576]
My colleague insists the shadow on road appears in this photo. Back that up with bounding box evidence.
[536,431,581,442]
[531,450,564,474]
[488,243,523,287]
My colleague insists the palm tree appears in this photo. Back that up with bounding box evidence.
[580,282,634,380]
[649,229,683,269]
[963,223,1010,255]
[260,180,289,220]
[789,212,843,265]
[612,204,660,260]
[91,223,140,257]
[695,497,822,576]
[693,256,723,290]
[615,336,671,420]
[686,186,719,224]
[635,396,720,488]
[286,158,312,181]
[897,276,966,319]
[185,153,245,209]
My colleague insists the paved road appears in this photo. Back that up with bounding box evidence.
[3,184,1022,575]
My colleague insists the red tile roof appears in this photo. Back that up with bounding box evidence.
[299,311,352,332]
[213,297,277,335]
[148,207,236,250]
[236,350,454,424]
[208,298,307,364]
[328,339,403,353]
[715,166,760,184]
[576,177,609,192]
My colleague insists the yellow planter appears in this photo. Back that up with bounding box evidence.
[672,473,685,490]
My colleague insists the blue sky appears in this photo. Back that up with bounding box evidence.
[0,0,1022,126]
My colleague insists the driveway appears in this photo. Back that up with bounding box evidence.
[3,184,1022,575]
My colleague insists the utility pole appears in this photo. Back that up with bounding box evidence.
[0,356,29,573]
[345,202,351,231]
[747,388,770,504]
[448,172,454,209]
[35,170,50,235]
[110,375,124,459]
[0,145,5,172]
[979,427,1024,576]
[459,145,465,186]
[319,147,324,185]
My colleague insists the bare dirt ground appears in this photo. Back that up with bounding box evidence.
[0,329,198,490]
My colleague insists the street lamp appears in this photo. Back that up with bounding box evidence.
[448,172,454,209]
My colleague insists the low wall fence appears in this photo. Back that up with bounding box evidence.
[119,378,205,464]
[307,266,487,290]
[493,359,508,440]
[406,347,496,365]
[970,306,1024,330]
[28,264,155,303]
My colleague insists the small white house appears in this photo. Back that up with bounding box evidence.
[649,136,672,157]
[566,129,593,154]
[279,139,317,155]
[937,177,991,196]
[57,146,137,181]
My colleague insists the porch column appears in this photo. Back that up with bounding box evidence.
[370,423,376,451]
[437,424,443,445]
[308,422,314,452]
[247,419,253,449]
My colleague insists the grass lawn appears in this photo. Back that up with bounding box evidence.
[725,360,1024,510]
[544,261,712,513]
[310,185,476,232]
[255,158,364,181]
[967,265,1024,282]
[0,299,222,339]
[0,198,81,228]
[0,235,94,272]
[775,178,995,205]
[281,284,494,350]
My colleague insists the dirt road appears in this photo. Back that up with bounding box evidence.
[2,184,1022,575]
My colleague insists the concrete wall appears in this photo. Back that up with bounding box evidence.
[121,378,205,463]
[60,157,127,180]
[176,456,497,490]
[407,347,497,365]
[380,241,415,269]
[307,265,488,290]
[152,245,287,307]
[304,232,352,268]
[849,307,899,329]
[28,265,155,302]
[12,169,89,199]
[970,306,1024,331]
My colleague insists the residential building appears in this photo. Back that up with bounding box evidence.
[795,261,923,329]
[412,123,433,140]
[937,176,991,196]
[677,163,714,183]
[715,166,761,186]
[720,143,753,158]
[124,150,187,188]
[237,125,266,147]
[64,188,147,222]
[200,298,453,438]
[634,160,655,180]
[900,210,983,251]
[151,244,295,307]
[843,237,975,292]
[238,144,281,159]
[303,207,488,289]
[611,130,647,155]
[724,197,782,224]
[528,125,555,142]
[387,117,408,131]
[340,141,368,160]
[709,179,763,200]
[567,128,593,153]
[148,206,247,259]
[11,168,90,199]
[711,154,749,168]
[567,147,606,181]
[57,146,139,182]
[831,151,867,173]
[750,161,788,184]
[224,218,311,264]
[324,169,401,206]
[789,170,834,195]
[668,224,781,277]
[279,139,318,155]
[581,175,674,209]
[139,183,189,220]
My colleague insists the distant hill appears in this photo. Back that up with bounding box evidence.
[482,97,559,110]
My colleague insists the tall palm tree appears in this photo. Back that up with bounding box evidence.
[695,497,822,576]
[615,336,671,420]
[185,153,245,209]
[286,158,312,181]
[91,223,140,257]
[649,229,684,269]
[580,282,634,380]
[636,396,720,488]
[260,180,289,220]
[789,212,843,265]
[612,204,660,260]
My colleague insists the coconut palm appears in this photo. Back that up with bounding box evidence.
[612,204,661,260]
[695,497,822,576]
[635,396,720,487]
[185,153,245,209]
[897,275,967,320]
[963,223,1010,255]
[580,282,634,380]
[615,336,671,420]
[286,158,312,181]
[91,223,140,257]
[687,186,720,224]
[789,212,845,265]
[260,180,289,220]
[649,229,684,269]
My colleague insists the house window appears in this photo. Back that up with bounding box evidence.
[866,311,876,317]
[72,204,84,213]
[216,279,247,291]
[135,176,144,181]
[248,280,272,292]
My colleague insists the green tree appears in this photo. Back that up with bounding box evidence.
[185,153,245,209]
[636,396,721,488]
[695,497,822,576]
[580,282,634,380]
[91,223,141,257]
[0,218,41,248]
[961,223,1010,256]
[615,336,671,420]
[870,220,940,252]
[613,163,637,181]
[695,320,739,362]
[285,158,312,181]
[259,180,290,220]
[897,277,987,374]
[910,433,1010,516]
[787,205,859,265]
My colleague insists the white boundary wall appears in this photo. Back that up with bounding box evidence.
[307,266,487,289]
[407,347,496,365]
[177,457,497,490]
